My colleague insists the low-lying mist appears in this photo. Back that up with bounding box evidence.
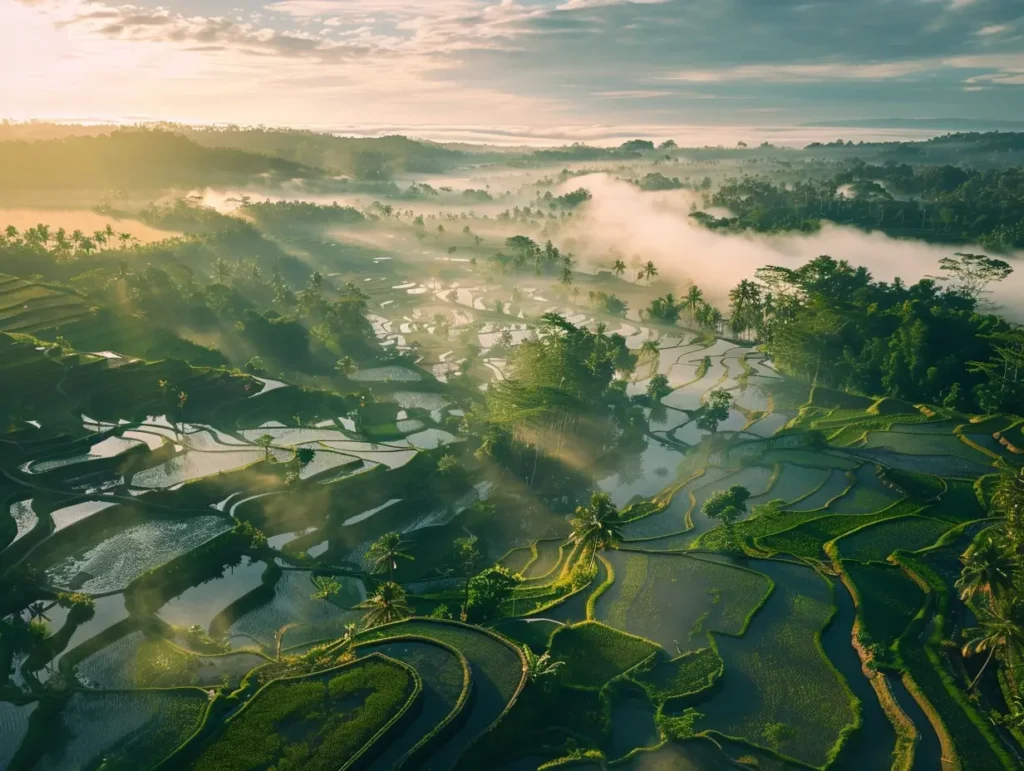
[561,174,1024,321]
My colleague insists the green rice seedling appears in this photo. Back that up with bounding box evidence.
[696,560,858,767]
[758,500,923,559]
[352,640,467,770]
[630,646,722,701]
[842,561,923,660]
[35,690,207,771]
[835,516,952,563]
[357,619,523,770]
[548,621,658,690]
[594,551,772,652]
[191,655,416,771]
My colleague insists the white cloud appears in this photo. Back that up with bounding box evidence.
[664,60,938,83]
[977,24,1009,36]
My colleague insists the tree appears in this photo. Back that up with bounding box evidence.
[955,531,1018,603]
[255,433,275,460]
[646,373,672,401]
[612,259,627,278]
[358,581,412,628]
[683,286,704,324]
[437,453,459,475]
[523,646,564,682]
[702,485,751,549]
[696,389,732,432]
[642,261,658,283]
[335,356,357,376]
[465,566,521,622]
[961,597,1024,690]
[295,446,316,468]
[367,531,414,581]
[937,253,1012,301]
[568,492,623,563]
[310,575,341,614]
[453,534,481,611]
[640,339,660,362]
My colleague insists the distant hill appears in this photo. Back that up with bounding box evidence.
[173,126,466,179]
[0,129,320,191]
[802,118,1024,131]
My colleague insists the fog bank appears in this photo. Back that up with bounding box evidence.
[562,175,1024,321]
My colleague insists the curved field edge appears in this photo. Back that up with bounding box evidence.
[355,617,528,767]
[351,633,473,768]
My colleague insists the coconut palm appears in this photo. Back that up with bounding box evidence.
[358,581,412,628]
[523,646,564,682]
[640,339,660,361]
[961,597,1024,690]
[956,532,1017,602]
[309,575,341,614]
[683,285,704,324]
[642,261,658,283]
[611,259,626,278]
[568,492,622,563]
[367,531,414,581]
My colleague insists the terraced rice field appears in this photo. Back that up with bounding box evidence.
[595,551,772,652]
[33,690,207,770]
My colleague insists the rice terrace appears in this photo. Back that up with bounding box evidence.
[3,17,1024,768]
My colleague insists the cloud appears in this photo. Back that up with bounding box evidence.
[7,0,1024,127]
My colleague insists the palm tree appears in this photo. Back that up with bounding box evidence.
[568,492,622,564]
[560,265,573,286]
[367,531,414,581]
[612,259,627,278]
[683,285,704,324]
[956,532,1017,602]
[642,261,658,283]
[640,339,660,361]
[961,597,1024,690]
[335,356,357,376]
[523,646,564,682]
[118,232,134,249]
[309,575,341,614]
[358,581,412,628]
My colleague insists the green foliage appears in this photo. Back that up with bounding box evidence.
[843,561,923,664]
[646,374,672,401]
[191,656,415,771]
[836,515,952,562]
[466,566,521,623]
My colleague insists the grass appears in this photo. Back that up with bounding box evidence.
[842,561,923,660]
[490,618,561,653]
[834,515,953,563]
[547,621,658,690]
[594,551,773,652]
[191,655,417,771]
[755,448,860,471]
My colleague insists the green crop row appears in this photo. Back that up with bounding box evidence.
[189,654,419,771]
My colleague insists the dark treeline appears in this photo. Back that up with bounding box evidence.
[0,129,319,190]
[697,162,1024,250]
[731,254,1023,413]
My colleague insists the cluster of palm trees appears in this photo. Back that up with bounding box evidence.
[610,258,658,284]
[357,531,415,628]
[644,285,724,332]
[955,469,1024,716]
[0,223,137,259]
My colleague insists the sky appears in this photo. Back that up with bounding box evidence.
[3,0,1023,140]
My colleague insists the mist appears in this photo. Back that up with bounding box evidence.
[561,174,1024,321]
